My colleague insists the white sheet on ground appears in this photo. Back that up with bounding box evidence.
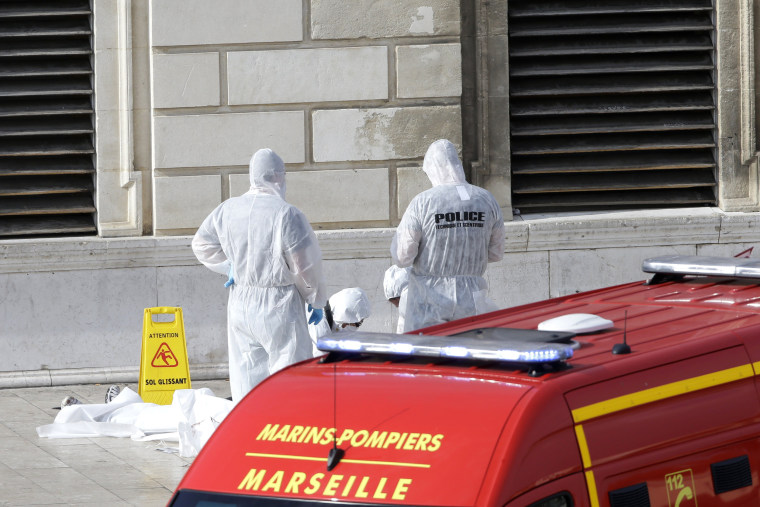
[35,387,233,457]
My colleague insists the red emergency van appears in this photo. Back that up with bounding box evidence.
[169,255,760,506]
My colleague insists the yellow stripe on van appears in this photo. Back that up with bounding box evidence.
[585,470,600,507]
[572,364,754,423]
[574,424,592,468]
[752,361,760,376]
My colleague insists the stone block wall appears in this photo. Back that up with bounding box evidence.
[149,0,462,234]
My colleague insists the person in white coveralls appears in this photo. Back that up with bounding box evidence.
[391,139,505,332]
[192,148,327,402]
[308,287,372,354]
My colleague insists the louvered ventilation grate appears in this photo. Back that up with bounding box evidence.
[508,0,717,213]
[711,455,753,494]
[0,0,96,238]
[608,482,651,507]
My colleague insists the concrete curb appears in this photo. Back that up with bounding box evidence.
[0,363,228,389]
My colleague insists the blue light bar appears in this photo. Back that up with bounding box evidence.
[642,255,760,279]
[317,330,574,364]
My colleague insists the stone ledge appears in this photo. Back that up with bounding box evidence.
[2,208,760,274]
[0,237,197,274]
[518,207,730,251]
[0,363,228,389]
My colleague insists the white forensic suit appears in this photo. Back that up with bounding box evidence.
[391,139,505,332]
[193,149,326,402]
[308,287,372,353]
[383,265,409,334]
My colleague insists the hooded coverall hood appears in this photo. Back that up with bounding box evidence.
[329,287,372,326]
[422,139,467,187]
[250,148,286,198]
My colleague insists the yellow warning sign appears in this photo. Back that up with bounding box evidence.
[139,307,191,404]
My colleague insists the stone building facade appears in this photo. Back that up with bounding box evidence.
[2,0,760,386]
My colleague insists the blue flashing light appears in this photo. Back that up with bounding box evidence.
[442,346,469,358]
[316,330,575,365]
[321,339,340,349]
[338,340,362,351]
[496,349,520,361]
[390,343,415,354]
[642,255,760,279]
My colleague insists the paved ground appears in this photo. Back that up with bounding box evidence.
[0,379,231,506]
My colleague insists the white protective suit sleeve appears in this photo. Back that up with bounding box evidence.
[384,266,409,334]
[192,210,232,277]
[383,265,410,300]
[391,226,421,268]
[308,308,332,356]
[488,211,506,263]
[397,288,407,334]
[282,208,327,308]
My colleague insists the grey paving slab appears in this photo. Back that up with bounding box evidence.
[42,443,127,468]
[21,467,125,504]
[34,435,100,448]
[0,396,51,423]
[112,486,177,506]
[141,463,191,491]
[74,463,163,490]
[92,434,150,450]
[0,433,30,450]
[0,422,16,437]
[5,419,61,442]
[0,437,66,469]
[97,443,186,465]
[45,503,133,507]
[0,464,61,506]
[0,379,231,506]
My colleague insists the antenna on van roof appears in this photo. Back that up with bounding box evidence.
[326,361,344,471]
[612,311,631,355]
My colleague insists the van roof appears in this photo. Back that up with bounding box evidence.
[175,255,760,506]
[422,255,760,369]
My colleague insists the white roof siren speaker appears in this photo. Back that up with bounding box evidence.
[538,313,614,334]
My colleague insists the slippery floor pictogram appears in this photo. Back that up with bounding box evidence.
[151,342,179,367]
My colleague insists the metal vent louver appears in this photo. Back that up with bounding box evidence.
[608,482,651,507]
[711,455,753,494]
[0,0,96,238]
[508,0,717,213]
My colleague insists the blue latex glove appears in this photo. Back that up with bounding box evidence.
[307,304,323,325]
[224,265,235,288]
